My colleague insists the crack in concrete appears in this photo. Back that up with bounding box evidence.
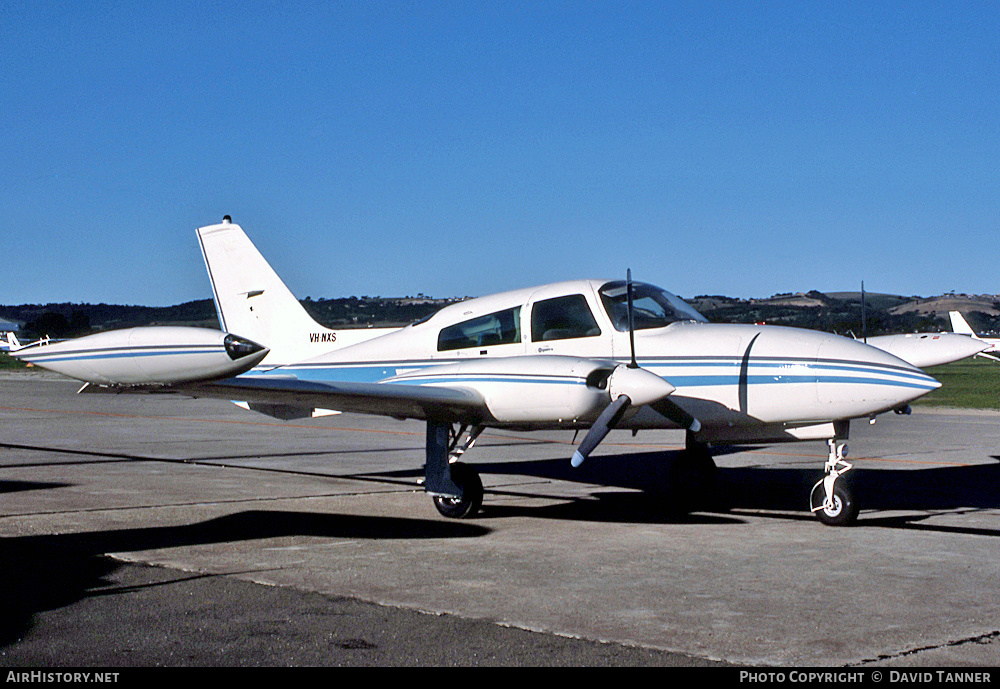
[854,630,1000,665]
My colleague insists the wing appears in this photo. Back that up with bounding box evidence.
[179,375,489,423]
[173,355,626,425]
[81,354,680,433]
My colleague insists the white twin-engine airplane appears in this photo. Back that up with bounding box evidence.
[13,218,951,526]
[949,311,1000,361]
[863,331,988,368]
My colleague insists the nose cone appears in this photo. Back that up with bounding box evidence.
[814,331,941,415]
[728,324,939,423]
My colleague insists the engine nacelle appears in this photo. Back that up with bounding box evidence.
[385,355,621,425]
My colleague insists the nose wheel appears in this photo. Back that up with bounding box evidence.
[810,439,859,526]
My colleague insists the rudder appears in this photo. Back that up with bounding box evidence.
[949,311,976,336]
[197,217,335,365]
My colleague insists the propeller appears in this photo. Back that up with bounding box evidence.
[571,364,675,467]
[571,269,679,468]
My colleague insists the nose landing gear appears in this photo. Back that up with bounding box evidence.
[810,438,859,526]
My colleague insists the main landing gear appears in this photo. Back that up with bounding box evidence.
[432,462,483,519]
[809,438,859,526]
[424,422,485,519]
[656,432,717,515]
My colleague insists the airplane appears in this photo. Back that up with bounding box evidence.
[862,331,988,368]
[845,282,987,368]
[12,217,945,526]
[949,311,1000,361]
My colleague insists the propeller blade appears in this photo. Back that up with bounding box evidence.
[626,268,637,368]
[571,365,677,468]
[651,397,701,433]
[571,394,631,467]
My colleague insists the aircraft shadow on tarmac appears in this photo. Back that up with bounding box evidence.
[0,510,489,648]
[0,479,72,495]
[370,447,1000,531]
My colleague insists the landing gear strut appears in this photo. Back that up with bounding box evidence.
[810,438,859,526]
[424,421,485,519]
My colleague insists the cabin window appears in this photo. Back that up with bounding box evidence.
[530,294,602,341]
[437,306,521,351]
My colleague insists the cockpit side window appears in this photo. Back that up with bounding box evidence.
[598,281,707,331]
[530,294,602,342]
[437,306,521,351]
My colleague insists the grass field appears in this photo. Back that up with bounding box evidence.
[916,357,1000,410]
[3,352,998,409]
[0,352,27,370]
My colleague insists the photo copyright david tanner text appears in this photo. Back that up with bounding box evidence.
[739,671,993,683]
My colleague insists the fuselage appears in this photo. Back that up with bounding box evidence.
[11,327,268,385]
[246,279,939,440]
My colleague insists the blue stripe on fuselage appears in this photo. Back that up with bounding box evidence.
[255,356,938,391]
[18,347,223,364]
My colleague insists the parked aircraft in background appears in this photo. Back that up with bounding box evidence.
[950,311,1000,362]
[12,218,944,526]
[847,282,986,368]
[2,332,20,352]
[863,331,987,368]
[7,327,267,384]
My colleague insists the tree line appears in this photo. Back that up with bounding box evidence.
[2,293,997,341]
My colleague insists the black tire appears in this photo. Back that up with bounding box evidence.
[432,462,483,519]
[810,481,859,526]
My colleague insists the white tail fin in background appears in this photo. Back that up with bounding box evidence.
[197,217,395,366]
[949,310,1000,361]
[2,332,22,352]
[949,311,977,336]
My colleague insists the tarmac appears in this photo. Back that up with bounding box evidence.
[1,372,999,668]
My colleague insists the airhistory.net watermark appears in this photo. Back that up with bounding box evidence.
[5,672,119,684]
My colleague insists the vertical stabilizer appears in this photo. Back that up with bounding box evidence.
[949,311,976,336]
[196,217,393,366]
[2,332,21,351]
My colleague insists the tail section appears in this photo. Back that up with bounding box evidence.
[2,332,22,352]
[949,311,977,336]
[196,217,394,366]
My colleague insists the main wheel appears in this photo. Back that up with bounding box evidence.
[810,481,859,526]
[432,462,483,519]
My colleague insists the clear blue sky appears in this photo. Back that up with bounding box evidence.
[3,1,998,306]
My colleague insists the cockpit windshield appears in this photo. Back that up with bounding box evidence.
[598,281,708,332]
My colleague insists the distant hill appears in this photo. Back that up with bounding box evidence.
[689,290,1000,336]
[0,296,458,340]
[3,291,999,340]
